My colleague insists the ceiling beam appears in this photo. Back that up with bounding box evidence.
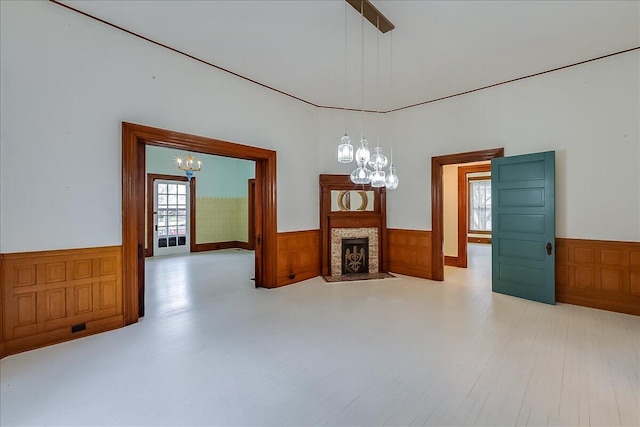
[346,0,395,33]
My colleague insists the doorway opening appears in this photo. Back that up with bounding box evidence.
[122,122,277,325]
[431,148,504,281]
[146,174,192,257]
[443,162,492,269]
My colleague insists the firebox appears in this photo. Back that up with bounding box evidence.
[341,238,369,275]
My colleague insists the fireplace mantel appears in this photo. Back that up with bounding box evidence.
[319,174,388,277]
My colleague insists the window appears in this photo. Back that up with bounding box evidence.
[469,179,491,232]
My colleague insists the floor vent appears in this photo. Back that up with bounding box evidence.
[71,323,87,333]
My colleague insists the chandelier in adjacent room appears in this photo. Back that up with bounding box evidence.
[176,154,201,181]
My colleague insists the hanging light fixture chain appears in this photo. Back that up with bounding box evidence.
[376,15,380,146]
[389,30,393,165]
[344,0,348,133]
[337,1,354,164]
[360,0,365,138]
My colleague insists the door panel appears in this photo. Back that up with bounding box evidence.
[492,151,555,304]
[499,239,546,260]
[499,214,545,233]
[500,188,545,206]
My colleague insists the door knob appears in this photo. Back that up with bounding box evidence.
[546,242,553,255]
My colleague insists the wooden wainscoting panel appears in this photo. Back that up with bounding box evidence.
[43,262,66,284]
[555,238,640,316]
[73,260,93,279]
[574,248,594,263]
[276,230,320,287]
[631,272,640,296]
[15,293,37,328]
[44,288,66,321]
[73,283,93,314]
[574,267,594,289]
[632,250,640,297]
[388,229,433,279]
[15,265,36,287]
[1,246,124,358]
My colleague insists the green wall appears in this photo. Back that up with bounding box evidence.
[146,146,255,244]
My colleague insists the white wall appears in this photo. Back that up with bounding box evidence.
[2,2,638,254]
[385,51,639,242]
[312,51,640,243]
[0,1,318,252]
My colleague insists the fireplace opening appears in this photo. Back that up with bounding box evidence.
[342,238,369,275]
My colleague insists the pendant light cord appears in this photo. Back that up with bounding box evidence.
[389,30,394,166]
[376,16,380,147]
[344,1,348,134]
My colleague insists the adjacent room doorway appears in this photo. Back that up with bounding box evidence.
[442,161,492,269]
[122,122,278,325]
[431,148,504,281]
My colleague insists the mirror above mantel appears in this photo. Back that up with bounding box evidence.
[331,190,375,212]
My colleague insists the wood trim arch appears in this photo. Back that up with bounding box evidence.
[122,122,277,325]
[431,148,503,281]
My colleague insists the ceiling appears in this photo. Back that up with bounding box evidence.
[61,1,639,111]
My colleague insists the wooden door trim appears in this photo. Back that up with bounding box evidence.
[248,179,256,250]
[456,163,491,268]
[145,174,191,257]
[123,122,277,325]
[431,148,503,281]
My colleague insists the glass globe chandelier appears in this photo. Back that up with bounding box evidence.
[337,1,398,190]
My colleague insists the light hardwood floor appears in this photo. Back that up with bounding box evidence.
[1,248,638,426]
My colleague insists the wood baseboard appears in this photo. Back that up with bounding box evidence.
[444,256,459,267]
[192,241,252,252]
[1,246,124,358]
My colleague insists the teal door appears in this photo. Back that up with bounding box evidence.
[491,151,555,304]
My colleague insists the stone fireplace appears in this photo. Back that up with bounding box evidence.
[320,175,388,279]
[330,227,378,276]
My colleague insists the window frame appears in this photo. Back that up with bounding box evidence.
[468,176,492,234]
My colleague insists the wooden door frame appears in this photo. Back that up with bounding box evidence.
[454,163,492,268]
[122,122,277,325]
[248,179,256,250]
[431,148,503,281]
[145,174,194,257]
